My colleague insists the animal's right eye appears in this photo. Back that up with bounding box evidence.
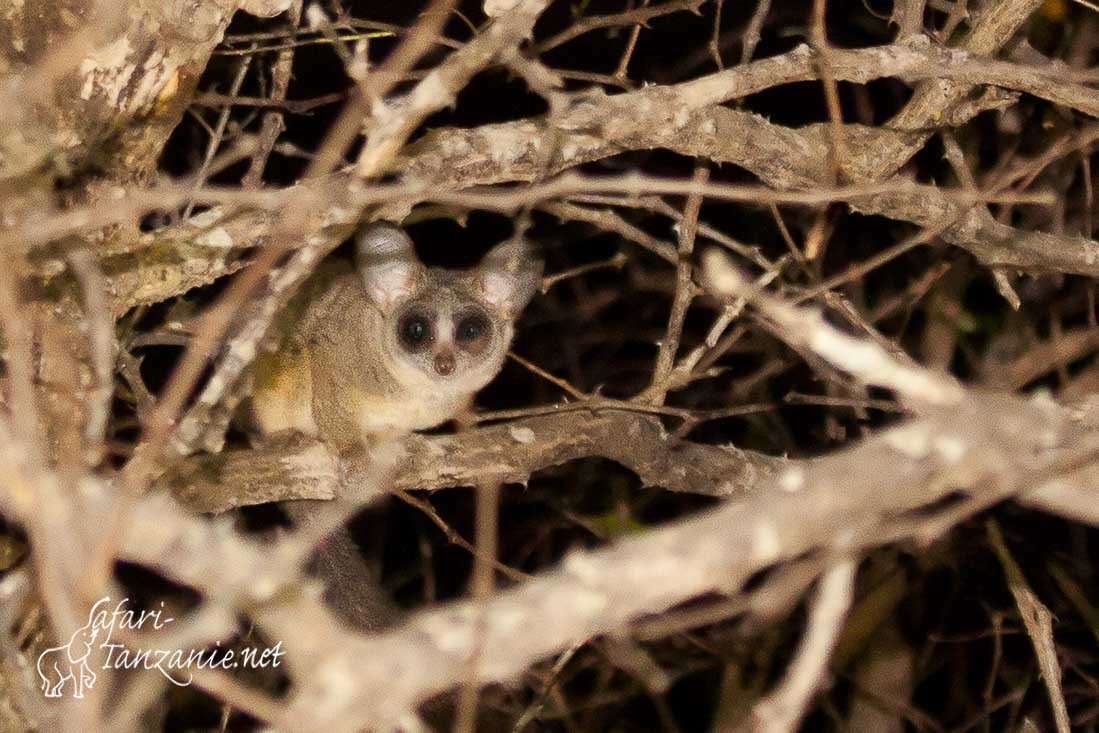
[398,314,432,350]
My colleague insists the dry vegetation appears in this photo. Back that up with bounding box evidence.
[2,0,1099,730]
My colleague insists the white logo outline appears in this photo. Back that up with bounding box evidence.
[37,601,105,699]
[35,596,285,699]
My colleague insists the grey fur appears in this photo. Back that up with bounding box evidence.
[251,222,541,628]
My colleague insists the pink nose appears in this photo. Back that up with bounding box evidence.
[434,352,455,376]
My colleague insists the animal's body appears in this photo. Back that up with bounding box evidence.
[251,224,540,450]
[248,222,541,628]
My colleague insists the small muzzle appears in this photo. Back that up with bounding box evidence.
[433,351,455,376]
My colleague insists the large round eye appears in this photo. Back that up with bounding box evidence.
[456,313,490,343]
[398,313,432,350]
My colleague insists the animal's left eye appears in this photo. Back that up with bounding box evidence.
[456,314,489,342]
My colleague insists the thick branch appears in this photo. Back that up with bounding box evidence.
[102,392,1099,729]
[275,392,1099,729]
[95,37,1099,313]
[163,410,784,513]
[0,0,290,184]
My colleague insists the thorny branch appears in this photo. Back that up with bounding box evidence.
[31,35,1098,315]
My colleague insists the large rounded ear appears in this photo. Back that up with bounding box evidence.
[355,223,423,308]
[475,237,543,318]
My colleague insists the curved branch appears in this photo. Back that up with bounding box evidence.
[97,35,1099,313]
[162,410,785,513]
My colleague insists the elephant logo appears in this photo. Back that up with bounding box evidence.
[37,608,103,699]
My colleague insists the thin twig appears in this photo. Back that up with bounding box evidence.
[987,520,1071,733]
[643,163,708,404]
[752,559,857,733]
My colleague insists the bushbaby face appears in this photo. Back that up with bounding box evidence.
[385,276,510,394]
[356,223,541,396]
